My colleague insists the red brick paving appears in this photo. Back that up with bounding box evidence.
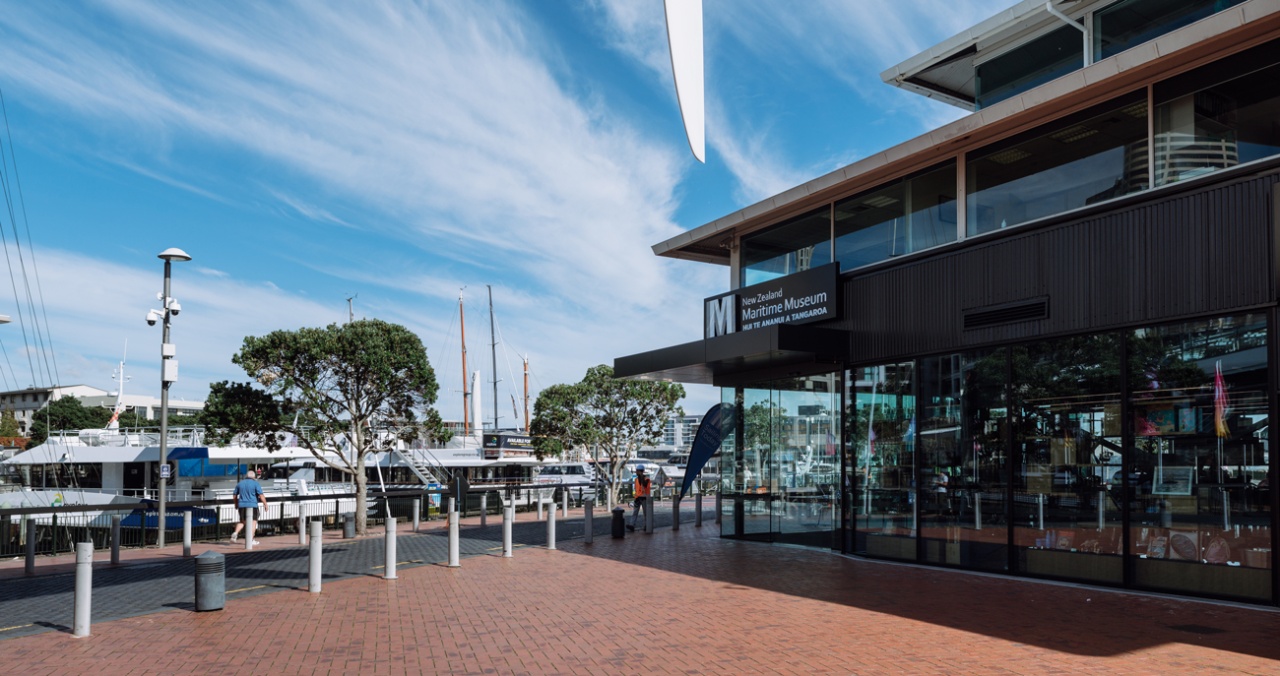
[6,522,1280,675]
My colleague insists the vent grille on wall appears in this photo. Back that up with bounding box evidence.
[963,298,1049,330]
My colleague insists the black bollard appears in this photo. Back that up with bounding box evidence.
[611,507,626,539]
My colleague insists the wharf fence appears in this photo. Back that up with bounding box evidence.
[1,482,610,560]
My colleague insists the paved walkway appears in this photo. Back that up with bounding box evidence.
[4,504,1280,674]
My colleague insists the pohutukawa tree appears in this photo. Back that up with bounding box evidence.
[531,364,683,507]
[204,319,441,534]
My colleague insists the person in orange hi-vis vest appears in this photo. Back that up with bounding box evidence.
[628,467,651,531]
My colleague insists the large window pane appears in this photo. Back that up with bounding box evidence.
[919,350,1009,571]
[1127,315,1271,601]
[721,377,840,548]
[775,375,840,548]
[1012,335,1124,584]
[976,25,1082,110]
[1095,0,1248,62]
[834,163,956,271]
[850,363,916,560]
[967,94,1149,236]
[741,208,831,287]
[1154,60,1280,186]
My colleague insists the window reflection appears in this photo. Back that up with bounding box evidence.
[849,363,916,560]
[1012,335,1124,583]
[967,94,1149,236]
[740,208,831,287]
[1154,60,1280,186]
[1127,315,1271,600]
[834,163,956,271]
[918,350,1009,571]
[1094,0,1248,62]
[976,24,1082,110]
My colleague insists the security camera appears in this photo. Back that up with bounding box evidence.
[169,300,181,317]
[146,310,160,326]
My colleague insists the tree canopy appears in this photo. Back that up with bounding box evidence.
[204,319,441,534]
[28,396,111,445]
[531,364,683,507]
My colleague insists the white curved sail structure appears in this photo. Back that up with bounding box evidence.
[664,0,705,163]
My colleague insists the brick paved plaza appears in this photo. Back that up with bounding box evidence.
[3,507,1280,675]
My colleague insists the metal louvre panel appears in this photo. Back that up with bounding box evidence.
[839,170,1277,364]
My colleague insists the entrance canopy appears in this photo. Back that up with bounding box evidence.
[614,323,850,387]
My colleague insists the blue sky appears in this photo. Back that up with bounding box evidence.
[0,0,1013,425]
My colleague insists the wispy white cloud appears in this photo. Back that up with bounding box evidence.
[0,0,725,419]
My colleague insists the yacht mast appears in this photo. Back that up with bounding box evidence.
[459,290,469,437]
[488,285,499,432]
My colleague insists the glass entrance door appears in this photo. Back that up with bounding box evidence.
[721,374,840,547]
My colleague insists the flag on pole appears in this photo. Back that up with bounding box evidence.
[1214,360,1230,438]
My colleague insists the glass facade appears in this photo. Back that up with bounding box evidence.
[1126,315,1271,600]
[740,208,831,287]
[1012,335,1124,584]
[722,312,1274,602]
[966,93,1149,236]
[849,363,916,560]
[1094,0,1249,62]
[1154,58,1280,186]
[735,40,1280,271]
[721,374,840,548]
[976,25,1082,110]
[834,163,956,272]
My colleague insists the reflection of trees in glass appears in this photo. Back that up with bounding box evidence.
[743,400,787,484]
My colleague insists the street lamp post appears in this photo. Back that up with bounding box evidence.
[151,248,191,548]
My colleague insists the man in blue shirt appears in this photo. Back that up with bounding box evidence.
[231,469,267,544]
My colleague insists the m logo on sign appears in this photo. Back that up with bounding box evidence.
[706,294,736,338]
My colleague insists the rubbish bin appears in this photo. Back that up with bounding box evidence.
[343,513,355,539]
[611,507,625,539]
[194,551,225,612]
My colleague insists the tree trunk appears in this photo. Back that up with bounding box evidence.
[355,454,368,535]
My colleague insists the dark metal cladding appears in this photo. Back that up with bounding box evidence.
[836,163,1279,365]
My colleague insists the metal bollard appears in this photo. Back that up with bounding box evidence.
[502,505,514,558]
[25,519,35,575]
[546,502,557,550]
[73,542,93,637]
[384,518,398,580]
[111,514,122,565]
[644,496,654,534]
[673,496,681,531]
[343,513,355,539]
[412,498,421,533]
[611,506,625,538]
[536,496,544,521]
[246,510,255,551]
[194,551,225,611]
[480,493,488,528]
[308,520,322,593]
[561,488,569,518]
[448,499,460,568]
[183,511,192,558]
[584,497,594,544]
[298,509,307,546]
[696,492,703,527]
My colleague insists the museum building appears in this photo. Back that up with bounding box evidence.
[616,0,1280,604]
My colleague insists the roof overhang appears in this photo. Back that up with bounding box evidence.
[879,0,1090,110]
[614,324,850,387]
